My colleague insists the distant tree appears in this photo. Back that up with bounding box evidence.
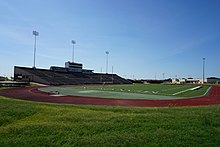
[0,76,9,81]
[0,76,4,81]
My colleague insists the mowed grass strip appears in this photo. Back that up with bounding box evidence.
[1,96,220,146]
[66,84,210,97]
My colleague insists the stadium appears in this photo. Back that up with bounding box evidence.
[0,57,219,107]
[1,65,220,146]
[1,35,220,107]
[3,37,217,107]
[1,33,220,146]
[1,1,220,146]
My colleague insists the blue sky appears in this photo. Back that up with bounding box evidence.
[0,0,220,79]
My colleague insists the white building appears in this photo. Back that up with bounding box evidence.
[172,78,207,84]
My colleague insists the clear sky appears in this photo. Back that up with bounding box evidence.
[0,0,220,79]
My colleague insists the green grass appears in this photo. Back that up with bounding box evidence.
[49,84,210,99]
[41,87,181,100]
[1,96,220,146]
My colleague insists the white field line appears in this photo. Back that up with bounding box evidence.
[204,86,212,96]
[172,89,191,96]
[50,94,65,96]
[172,86,201,96]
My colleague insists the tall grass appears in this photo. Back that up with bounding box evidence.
[1,96,220,146]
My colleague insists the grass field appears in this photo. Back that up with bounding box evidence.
[68,84,210,97]
[1,96,220,146]
[41,84,210,100]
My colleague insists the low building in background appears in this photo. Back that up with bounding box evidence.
[207,77,220,84]
[172,78,207,84]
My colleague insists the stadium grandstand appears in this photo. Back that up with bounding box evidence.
[14,61,132,85]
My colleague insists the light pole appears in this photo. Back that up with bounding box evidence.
[105,51,109,74]
[112,66,114,83]
[71,40,76,63]
[33,30,39,68]
[203,58,206,84]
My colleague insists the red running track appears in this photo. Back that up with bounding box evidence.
[0,86,220,107]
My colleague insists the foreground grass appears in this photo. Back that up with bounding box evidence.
[1,96,220,146]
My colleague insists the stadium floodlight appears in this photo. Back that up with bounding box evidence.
[33,30,39,68]
[71,40,76,63]
[105,51,109,74]
[203,58,206,84]
[112,66,114,83]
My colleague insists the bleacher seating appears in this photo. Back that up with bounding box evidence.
[14,66,132,85]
